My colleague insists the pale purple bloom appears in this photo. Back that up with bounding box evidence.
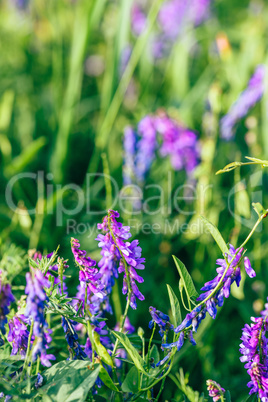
[206,380,225,401]
[123,126,137,185]
[122,113,199,189]
[131,3,147,36]
[135,116,158,182]
[221,65,265,140]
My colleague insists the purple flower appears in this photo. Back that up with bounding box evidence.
[71,238,105,299]
[7,315,32,357]
[25,270,55,367]
[0,271,15,336]
[122,113,200,191]
[97,210,145,310]
[206,379,225,401]
[149,306,174,337]
[62,317,87,360]
[240,314,268,399]
[221,65,265,140]
[123,127,137,186]
[35,373,44,389]
[155,113,199,173]
[131,3,147,36]
[196,245,254,321]
[162,331,185,351]
[135,116,158,183]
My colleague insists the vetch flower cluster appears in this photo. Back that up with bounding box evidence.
[131,0,211,58]
[7,314,32,357]
[0,270,15,342]
[240,301,268,399]
[123,112,199,188]
[62,316,87,360]
[158,245,255,361]
[221,65,265,140]
[97,210,145,309]
[206,379,225,401]
[149,306,174,337]
[25,269,55,367]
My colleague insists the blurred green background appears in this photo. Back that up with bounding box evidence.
[1,0,268,399]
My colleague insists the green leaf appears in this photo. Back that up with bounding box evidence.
[252,202,267,218]
[93,332,114,367]
[216,161,242,174]
[99,365,119,392]
[225,390,232,402]
[4,137,47,178]
[121,366,140,393]
[40,360,100,402]
[167,284,182,326]
[111,331,145,372]
[172,256,199,300]
[149,344,159,365]
[200,216,229,255]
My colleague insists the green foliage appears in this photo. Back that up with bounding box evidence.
[37,360,100,402]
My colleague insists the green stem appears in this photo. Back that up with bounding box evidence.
[21,320,34,382]
[87,320,95,365]
[155,377,166,401]
[146,323,156,370]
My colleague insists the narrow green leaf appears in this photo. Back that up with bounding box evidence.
[93,332,113,367]
[167,284,182,326]
[225,390,232,402]
[4,137,47,178]
[172,256,199,300]
[99,365,119,392]
[111,331,145,372]
[200,216,229,255]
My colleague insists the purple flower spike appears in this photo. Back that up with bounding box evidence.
[240,311,268,399]
[7,315,32,357]
[71,238,105,299]
[25,269,55,367]
[206,379,225,401]
[221,65,265,140]
[0,271,15,336]
[97,210,145,310]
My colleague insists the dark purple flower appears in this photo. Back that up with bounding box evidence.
[162,331,185,351]
[62,316,87,360]
[25,270,55,367]
[149,306,174,337]
[206,379,225,401]
[0,271,15,336]
[221,65,265,140]
[240,314,268,399]
[35,373,44,389]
